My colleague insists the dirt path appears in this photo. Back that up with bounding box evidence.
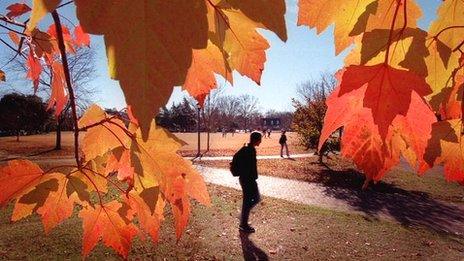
[18,155,464,237]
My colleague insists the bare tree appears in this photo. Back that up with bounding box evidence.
[5,46,98,149]
[237,94,259,131]
[216,95,241,130]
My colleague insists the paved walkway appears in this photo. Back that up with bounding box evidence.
[187,153,315,161]
[195,165,464,237]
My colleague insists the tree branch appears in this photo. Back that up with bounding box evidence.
[51,10,81,168]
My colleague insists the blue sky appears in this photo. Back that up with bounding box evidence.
[0,0,441,112]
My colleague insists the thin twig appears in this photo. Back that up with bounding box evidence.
[57,1,74,9]
[0,15,26,28]
[0,24,28,36]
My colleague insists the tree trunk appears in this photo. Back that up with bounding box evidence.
[55,116,62,150]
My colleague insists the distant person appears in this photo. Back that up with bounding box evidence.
[279,130,290,158]
[267,129,271,138]
[234,132,262,233]
[231,128,235,137]
[262,129,267,138]
[222,128,227,138]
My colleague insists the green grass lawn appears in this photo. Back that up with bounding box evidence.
[0,184,463,260]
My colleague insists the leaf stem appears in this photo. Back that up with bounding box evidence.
[51,10,81,168]
[384,0,402,64]
[432,25,464,41]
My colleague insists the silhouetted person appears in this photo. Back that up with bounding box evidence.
[279,130,290,158]
[238,132,262,233]
[267,129,271,138]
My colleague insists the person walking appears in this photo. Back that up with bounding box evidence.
[237,132,262,233]
[279,130,290,158]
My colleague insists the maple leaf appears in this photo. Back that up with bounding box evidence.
[362,0,422,33]
[223,0,287,41]
[428,0,464,63]
[74,25,90,47]
[184,40,232,104]
[36,174,76,233]
[30,28,56,59]
[48,24,76,54]
[26,50,42,92]
[27,0,61,31]
[337,64,431,138]
[319,66,436,180]
[0,160,44,207]
[360,28,428,76]
[8,172,75,233]
[167,175,191,238]
[184,0,287,104]
[105,148,134,185]
[6,3,32,19]
[426,41,462,110]
[78,105,130,160]
[298,0,376,54]
[424,120,464,184]
[126,189,165,243]
[206,0,270,85]
[129,121,210,237]
[78,104,107,127]
[73,0,209,138]
[11,175,58,222]
[0,70,5,82]
[47,61,68,116]
[438,59,464,120]
[79,201,138,258]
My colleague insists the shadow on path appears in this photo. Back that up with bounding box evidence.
[315,168,464,237]
[239,231,269,261]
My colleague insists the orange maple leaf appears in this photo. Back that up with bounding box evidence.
[36,174,76,234]
[74,25,90,47]
[0,160,44,207]
[47,61,68,116]
[126,189,165,243]
[79,201,138,258]
[424,120,464,184]
[78,105,130,160]
[337,64,431,138]
[298,0,376,54]
[26,50,42,92]
[319,65,436,180]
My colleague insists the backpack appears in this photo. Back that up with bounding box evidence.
[230,146,247,177]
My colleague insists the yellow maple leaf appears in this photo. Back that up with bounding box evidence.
[298,0,376,54]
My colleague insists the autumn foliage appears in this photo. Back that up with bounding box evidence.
[0,0,463,258]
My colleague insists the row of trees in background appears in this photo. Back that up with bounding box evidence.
[156,91,293,133]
